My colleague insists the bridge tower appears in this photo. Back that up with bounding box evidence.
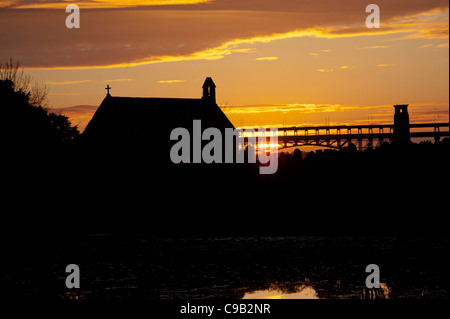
[202,77,216,102]
[393,104,410,143]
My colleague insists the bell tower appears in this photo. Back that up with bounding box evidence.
[202,77,216,102]
[393,104,410,143]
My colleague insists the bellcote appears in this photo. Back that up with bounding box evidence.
[202,77,216,102]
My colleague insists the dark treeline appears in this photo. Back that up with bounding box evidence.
[276,139,450,183]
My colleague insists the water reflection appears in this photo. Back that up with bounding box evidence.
[42,235,446,299]
[361,283,391,299]
[243,284,319,299]
[64,290,85,300]
[243,281,391,299]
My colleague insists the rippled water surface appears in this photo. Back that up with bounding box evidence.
[2,235,448,299]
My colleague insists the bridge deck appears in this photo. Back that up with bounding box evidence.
[276,123,449,132]
[242,123,449,149]
[274,131,449,140]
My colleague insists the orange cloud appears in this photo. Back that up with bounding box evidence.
[104,78,133,82]
[45,80,92,85]
[317,68,333,73]
[45,79,133,85]
[2,3,448,69]
[23,26,426,70]
[0,1,19,8]
[419,44,434,48]
[157,80,186,83]
[10,0,211,9]
[256,57,278,61]
[436,43,449,48]
[359,45,393,49]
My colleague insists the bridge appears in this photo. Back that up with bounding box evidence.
[243,105,449,150]
[273,122,449,150]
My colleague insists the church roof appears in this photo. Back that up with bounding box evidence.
[82,81,234,145]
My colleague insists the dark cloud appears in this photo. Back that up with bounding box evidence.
[0,0,447,68]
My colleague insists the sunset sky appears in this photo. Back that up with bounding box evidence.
[1,0,448,131]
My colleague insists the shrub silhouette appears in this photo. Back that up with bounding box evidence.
[0,71,79,147]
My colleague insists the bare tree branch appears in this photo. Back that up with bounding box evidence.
[0,57,48,107]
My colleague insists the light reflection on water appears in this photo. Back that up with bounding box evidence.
[49,235,446,299]
[243,282,391,299]
[243,284,319,299]
[361,283,391,299]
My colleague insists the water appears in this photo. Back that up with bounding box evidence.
[2,235,447,299]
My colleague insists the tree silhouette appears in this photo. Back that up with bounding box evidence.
[0,59,79,146]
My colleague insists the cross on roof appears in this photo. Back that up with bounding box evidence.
[105,84,111,95]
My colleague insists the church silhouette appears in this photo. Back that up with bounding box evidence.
[82,77,234,154]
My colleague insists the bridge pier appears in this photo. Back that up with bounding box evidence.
[367,137,373,149]
[340,139,350,148]
[434,126,440,143]
[434,135,440,143]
